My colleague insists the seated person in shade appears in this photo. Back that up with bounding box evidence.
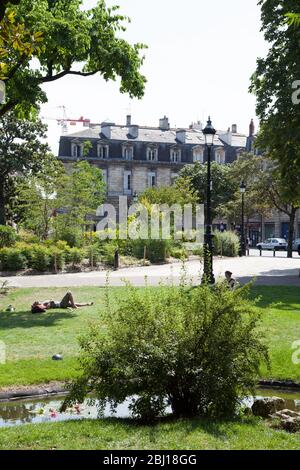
[31,292,93,313]
[225,271,237,290]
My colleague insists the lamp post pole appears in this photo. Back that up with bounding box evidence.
[202,117,216,285]
[240,181,246,257]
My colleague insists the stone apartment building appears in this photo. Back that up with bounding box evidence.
[58,116,300,244]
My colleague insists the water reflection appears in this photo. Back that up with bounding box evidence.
[0,389,300,429]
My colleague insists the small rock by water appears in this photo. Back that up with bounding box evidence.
[270,409,300,433]
[252,397,285,418]
[252,397,300,433]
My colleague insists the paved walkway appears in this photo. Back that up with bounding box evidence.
[1,250,300,288]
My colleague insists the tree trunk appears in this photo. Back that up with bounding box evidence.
[287,207,297,258]
[0,180,6,225]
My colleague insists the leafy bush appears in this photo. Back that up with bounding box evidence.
[30,246,51,272]
[49,248,65,271]
[213,231,240,257]
[101,243,118,266]
[55,227,83,248]
[0,248,27,271]
[66,247,86,266]
[62,278,269,422]
[131,238,169,263]
[86,243,102,267]
[169,246,188,260]
[0,225,17,248]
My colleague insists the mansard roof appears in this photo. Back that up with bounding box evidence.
[66,125,225,147]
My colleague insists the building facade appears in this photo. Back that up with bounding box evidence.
[58,116,300,243]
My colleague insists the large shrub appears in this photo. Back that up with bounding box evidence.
[131,238,169,263]
[0,225,17,248]
[213,231,240,257]
[0,248,27,271]
[30,246,51,272]
[62,279,268,421]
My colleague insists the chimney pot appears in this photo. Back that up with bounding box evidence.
[159,116,170,130]
[249,119,255,137]
[232,124,237,133]
[126,115,131,126]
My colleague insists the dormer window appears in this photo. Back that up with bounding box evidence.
[147,147,158,161]
[193,147,204,163]
[97,143,109,159]
[122,145,133,160]
[71,142,83,158]
[170,148,181,163]
[215,150,225,164]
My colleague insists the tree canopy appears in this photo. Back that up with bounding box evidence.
[1,0,147,117]
[0,111,51,224]
[250,0,300,178]
[178,162,237,220]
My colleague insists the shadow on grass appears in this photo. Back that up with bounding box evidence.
[0,310,77,329]
[67,414,257,443]
[250,285,300,312]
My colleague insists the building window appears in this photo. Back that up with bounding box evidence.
[124,170,132,195]
[101,169,108,187]
[148,171,156,188]
[215,151,225,164]
[193,147,204,163]
[170,148,181,163]
[147,147,158,161]
[97,144,109,159]
[123,146,133,160]
[71,142,83,158]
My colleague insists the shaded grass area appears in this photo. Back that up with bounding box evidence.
[0,416,299,450]
[0,285,299,387]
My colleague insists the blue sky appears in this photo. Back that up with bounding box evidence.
[40,0,268,153]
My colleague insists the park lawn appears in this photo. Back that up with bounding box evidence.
[0,285,299,387]
[0,416,299,450]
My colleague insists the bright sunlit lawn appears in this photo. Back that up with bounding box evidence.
[0,285,299,388]
[0,416,299,450]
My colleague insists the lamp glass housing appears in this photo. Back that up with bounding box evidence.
[203,117,216,148]
[240,182,246,194]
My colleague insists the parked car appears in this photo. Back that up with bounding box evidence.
[256,238,288,251]
[292,239,300,254]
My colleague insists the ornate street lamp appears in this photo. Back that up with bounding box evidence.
[240,181,246,256]
[202,117,216,284]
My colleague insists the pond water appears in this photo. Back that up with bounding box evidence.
[0,389,300,429]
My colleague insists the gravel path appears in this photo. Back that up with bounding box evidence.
[1,250,299,287]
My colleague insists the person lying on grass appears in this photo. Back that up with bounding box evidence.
[31,292,93,313]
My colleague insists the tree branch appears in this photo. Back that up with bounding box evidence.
[7,54,28,81]
[0,101,18,118]
[40,70,98,83]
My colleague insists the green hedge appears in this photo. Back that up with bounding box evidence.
[130,239,169,263]
[213,231,240,257]
[0,248,27,271]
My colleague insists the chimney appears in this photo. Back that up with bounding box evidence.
[159,116,170,130]
[191,121,202,131]
[249,119,255,137]
[231,124,237,133]
[126,115,131,126]
[128,124,139,139]
[176,129,186,144]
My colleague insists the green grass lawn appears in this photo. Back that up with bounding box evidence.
[0,285,299,388]
[0,416,299,450]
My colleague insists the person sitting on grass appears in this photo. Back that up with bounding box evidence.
[31,292,93,313]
